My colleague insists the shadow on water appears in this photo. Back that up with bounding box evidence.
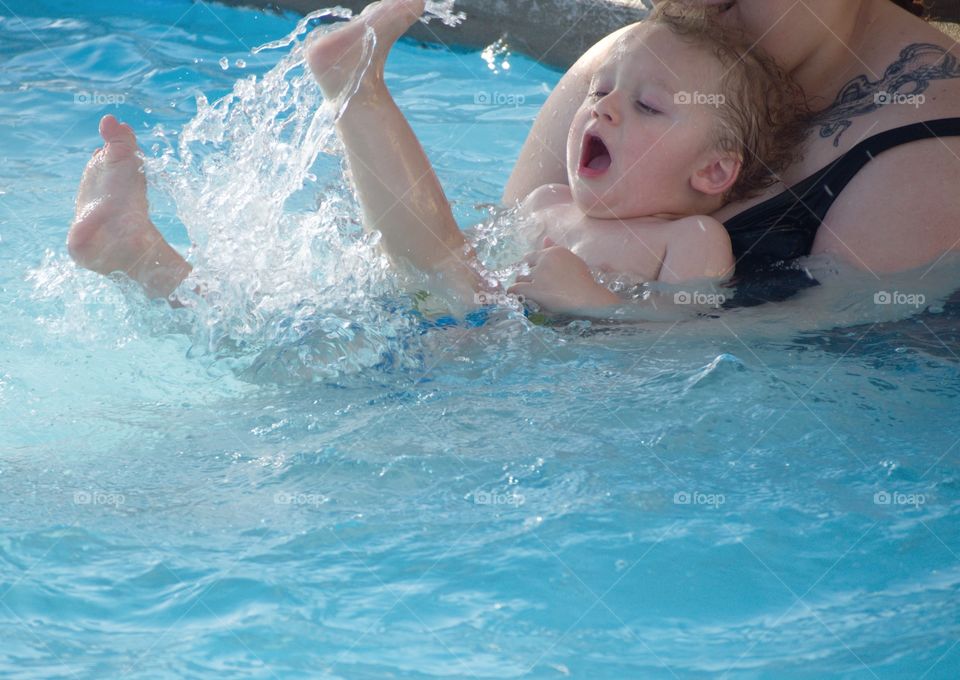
[795,289,960,363]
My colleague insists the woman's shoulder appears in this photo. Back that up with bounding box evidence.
[817,34,960,141]
[806,22,960,270]
[809,138,960,271]
[716,20,960,272]
[768,22,960,183]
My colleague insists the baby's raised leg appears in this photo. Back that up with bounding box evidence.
[307,0,481,303]
[68,115,191,299]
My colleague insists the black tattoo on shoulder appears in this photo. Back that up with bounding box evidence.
[813,43,960,147]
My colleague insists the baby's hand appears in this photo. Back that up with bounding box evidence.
[507,240,620,316]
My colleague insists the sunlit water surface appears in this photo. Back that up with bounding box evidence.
[1,1,959,678]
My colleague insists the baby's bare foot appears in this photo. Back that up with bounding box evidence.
[69,115,156,276]
[68,115,189,298]
[306,0,425,101]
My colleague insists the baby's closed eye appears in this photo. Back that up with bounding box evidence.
[635,100,660,114]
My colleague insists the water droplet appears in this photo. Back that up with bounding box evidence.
[480,38,512,75]
[235,58,247,68]
[219,57,229,70]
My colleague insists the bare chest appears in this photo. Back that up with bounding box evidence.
[533,203,668,280]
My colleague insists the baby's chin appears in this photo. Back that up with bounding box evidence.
[572,197,603,218]
[571,189,637,221]
[579,205,622,220]
[581,205,643,222]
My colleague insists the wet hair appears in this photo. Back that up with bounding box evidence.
[647,2,811,203]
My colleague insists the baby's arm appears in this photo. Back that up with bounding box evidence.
[508,242,621,313]
[511,215,734,318]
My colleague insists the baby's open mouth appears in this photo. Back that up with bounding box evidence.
[579,134,612,177]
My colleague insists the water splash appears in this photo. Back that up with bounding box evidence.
[250,2,465,56]
[251,7,355,54]
[424,0,467,27]
[142,7,446,381]
[31,2,532,382]
[481,38,512,74]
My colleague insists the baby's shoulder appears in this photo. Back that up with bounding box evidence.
[520,183,572,215]
[663,214,732,248]
[668,214,729,235]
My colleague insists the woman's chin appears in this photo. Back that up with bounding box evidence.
[657,0,737,13]
[692,0,741,25]
[683,0,738,25]
[716,4,739,25]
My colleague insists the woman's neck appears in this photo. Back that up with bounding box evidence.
[788,0,885,108]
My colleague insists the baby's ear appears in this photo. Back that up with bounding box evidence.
[691,153,741,197]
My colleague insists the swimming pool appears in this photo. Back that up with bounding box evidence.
[2,1,960,678]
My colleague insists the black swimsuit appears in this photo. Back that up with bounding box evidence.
[722,118,960,305]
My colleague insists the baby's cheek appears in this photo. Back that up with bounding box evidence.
[565,120,584,167]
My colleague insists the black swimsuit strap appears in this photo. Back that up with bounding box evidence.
[800,117,960,220]
[721,117,960,306]
[724,117,960,240]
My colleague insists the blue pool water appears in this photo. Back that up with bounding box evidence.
[2,1,960,678]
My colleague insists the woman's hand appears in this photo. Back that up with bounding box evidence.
[508,241,620,316]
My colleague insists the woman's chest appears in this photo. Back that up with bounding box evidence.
[711,80,960,225]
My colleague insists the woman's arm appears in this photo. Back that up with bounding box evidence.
[501,24,638,206]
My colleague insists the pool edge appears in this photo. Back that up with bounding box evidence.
[212,0,651,69]
[213,1,960,69]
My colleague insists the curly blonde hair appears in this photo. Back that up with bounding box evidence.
[649,2,811,202]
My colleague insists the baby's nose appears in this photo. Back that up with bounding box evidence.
[592,92,621,124]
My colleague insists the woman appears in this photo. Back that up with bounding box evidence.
[505,0,960,309]
[69,0,960,308]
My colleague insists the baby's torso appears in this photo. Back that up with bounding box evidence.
[520,184,669,281]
